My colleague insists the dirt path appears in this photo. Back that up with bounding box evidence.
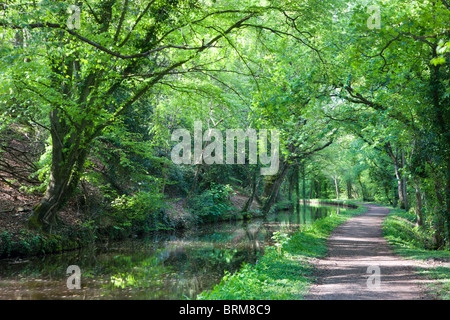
[305,203,433,300]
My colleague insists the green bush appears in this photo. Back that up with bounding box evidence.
[382,209,433,250]
[110,190,169,233]
[188,183,234,222]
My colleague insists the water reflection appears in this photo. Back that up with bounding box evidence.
[0,204,345,300]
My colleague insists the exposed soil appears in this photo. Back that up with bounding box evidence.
[0,183,86,237]
[305,203,440,300]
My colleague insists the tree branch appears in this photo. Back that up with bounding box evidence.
[0,21,223,59]
[114,0,128,43]
[117,0,156,47]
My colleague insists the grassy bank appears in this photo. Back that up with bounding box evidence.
[197,201,367,300]
[382,206,450,300]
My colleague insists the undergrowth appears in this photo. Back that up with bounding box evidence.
[382,207,450,300]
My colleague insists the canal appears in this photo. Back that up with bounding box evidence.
[0,203,349,300]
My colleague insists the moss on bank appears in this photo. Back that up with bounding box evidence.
[0,227,90,258]
[197,201,367,300]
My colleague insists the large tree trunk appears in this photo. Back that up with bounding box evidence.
[28,109,89,232]
[262,160,290,214]
[430,58,450,248]
[446,157,450,248]
[29,150,88,231]
[347,180,352,199]
[385,143,407,209]
[241,168,260,217]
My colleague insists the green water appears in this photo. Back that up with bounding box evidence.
[0,204,345,300]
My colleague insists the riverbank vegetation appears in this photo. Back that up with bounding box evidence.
[197,202,367,299]
[0,0,449,275]
[382,207,450,299]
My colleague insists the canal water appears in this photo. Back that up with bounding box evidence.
[0,204,347,300]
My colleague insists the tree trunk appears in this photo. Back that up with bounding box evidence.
[358,175,366,201]
[446,157,450,248]
[385,143,407,209]
[28,109,89,232]
[295,165,300,214]
[262,161,290,214]
[302,163,306,206]
[432,173,446,249]
[315,179,321,198]
[29,148,87,232]
[241,168,260,216]
[346,180,352,199]
[414,179,423,227]
[402,151,408,210]
[334,176,339,200]
[394,161,406,209]
[287,169,294,202]
[430,57,450,247]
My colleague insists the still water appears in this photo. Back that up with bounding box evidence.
[0,204,346,300]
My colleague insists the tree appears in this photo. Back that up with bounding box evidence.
[0,0,276,230]
[319,0,450,247]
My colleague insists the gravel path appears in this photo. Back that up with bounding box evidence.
[305,203,433,300]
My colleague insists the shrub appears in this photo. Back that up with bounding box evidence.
[188,183,234,222]
[110,190,169,233]
[382,209,433,250]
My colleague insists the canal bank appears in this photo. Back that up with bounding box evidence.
[197,201,367,300]
[0,201,356,299]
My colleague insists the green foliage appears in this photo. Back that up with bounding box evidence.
[198,203,367,300]
[0,0,449,261]
[188,183,234,222]
[0,231,12,257]
[382,207,450,300]
[110,190,168,232]
[383,209,433,250]
[271,231,290,254]
[196,248,312,300]
[383,208,450,258]
[418,267,450,300]
[0,227,92,258]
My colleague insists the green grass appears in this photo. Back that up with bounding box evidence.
[197,202,367,300]
[418,266,450,300]
[382,206,450,300]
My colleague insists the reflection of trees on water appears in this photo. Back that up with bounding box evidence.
[0,205,347,299]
